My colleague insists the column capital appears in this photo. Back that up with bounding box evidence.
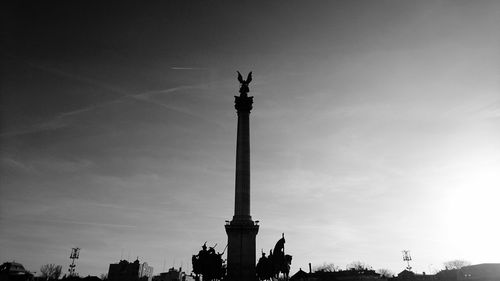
[235,95,253,113]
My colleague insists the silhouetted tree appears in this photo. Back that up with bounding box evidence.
[314,263,339,272]
[347,261,371,271]
[40,264,62,280]
[443,260,471,270]
[99,273,108,280]
[377,268,394,278]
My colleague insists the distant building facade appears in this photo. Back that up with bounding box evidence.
[139,263,154,281]
[154,268,181,281]
[458,264,500,281]
[290,268,381,281]
[152,268,194,281]
[398,270,435,281]
[393,264,500,281]
[108,259,153,281]
[290,268,309,281]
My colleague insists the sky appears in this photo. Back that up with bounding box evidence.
[1,0,500,277]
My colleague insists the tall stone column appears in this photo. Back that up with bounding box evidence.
[225,72,259,281]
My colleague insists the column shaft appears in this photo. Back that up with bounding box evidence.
[234,111,251,220]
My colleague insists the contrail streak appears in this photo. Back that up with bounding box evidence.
[40,218,138,228]
[171,66,208,70]
[0,57,216,137]
[2,216,137,228]
[22,59,129,96]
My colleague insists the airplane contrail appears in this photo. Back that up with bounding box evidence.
[171,66,208,70]
[0,57,217,137]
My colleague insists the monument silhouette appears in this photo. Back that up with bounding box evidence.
[225,71,259,281]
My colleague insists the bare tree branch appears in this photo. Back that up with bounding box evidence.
[40,264,62,281]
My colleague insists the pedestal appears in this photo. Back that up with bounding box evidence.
[225,221,259,281]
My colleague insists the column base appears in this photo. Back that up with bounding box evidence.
[225,220,259,281]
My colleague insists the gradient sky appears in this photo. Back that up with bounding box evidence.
[1,0,500,277]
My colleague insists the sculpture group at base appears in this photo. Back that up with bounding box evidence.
[191,235,292,281]
[192,243,226,281]
[256,235,293,281]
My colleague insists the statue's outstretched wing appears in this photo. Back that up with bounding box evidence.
[237,71,244,84]
[246,72,252,84]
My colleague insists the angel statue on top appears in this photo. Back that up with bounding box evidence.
[237,71,252,96]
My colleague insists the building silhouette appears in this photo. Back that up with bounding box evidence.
[152,267,195,281]
[397,270,434,281]
[434,264,500,281]
[107,259,153,281]
[289,267,381,281]
[153,268,181,281]
[0,262,34,281]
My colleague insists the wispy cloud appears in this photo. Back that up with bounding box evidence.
[135,85,200,98]
[57,84,207,120]
[170,67,208,70]
[21,57,129,96]
[1,158,37,174]
[0,116,69,137]
[8,216,138,229]
[0,58,215,137]
[474,99,500,119]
